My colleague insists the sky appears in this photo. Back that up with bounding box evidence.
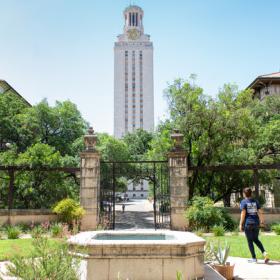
[0,0,280,134]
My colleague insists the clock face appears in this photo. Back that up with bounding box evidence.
[128,29,140,40]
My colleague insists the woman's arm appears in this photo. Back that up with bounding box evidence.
[239,209,246,231]
[258,209,264,226]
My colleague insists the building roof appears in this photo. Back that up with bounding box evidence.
[0,80,32,107]
[124,5,143,13]
[247,72,280,90]
[259,72,280,78]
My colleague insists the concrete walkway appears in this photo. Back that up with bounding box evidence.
[228,257,280,280]
[115,199,155,230]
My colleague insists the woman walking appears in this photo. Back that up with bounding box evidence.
[239,187,269,263]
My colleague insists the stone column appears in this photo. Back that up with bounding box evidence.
[80,127,100,231]
[168,130,189,231]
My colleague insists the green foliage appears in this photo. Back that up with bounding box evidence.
[50,223,64,238]
[6,226,21,239]
[205,235,280,260]
[123,129,153,160]
[53,198,85,226]
[0,91,30,152]
[6,144,79,209]
[219,208,237,231]
[194,228,204,237]
[0,99,85,209]
[6,237,80,280]
[210,241,230,265]
[31,226,44,239]
[185,196,223,231]
[258,195,266,207]
[97,133,131,162]
[271,223,280,235]
[163,78,280,203]
[211,225,225,237]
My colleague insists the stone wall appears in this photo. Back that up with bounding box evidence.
[226,207,280,225]
[0,208,279,227]
[0,209,57,226]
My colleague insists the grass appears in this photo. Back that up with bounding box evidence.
[205,235,280,260]
[1,235,280,262]
[0,238,61,261]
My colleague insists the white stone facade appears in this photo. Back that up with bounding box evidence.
[126,180,149,199]
[114,5,154,139]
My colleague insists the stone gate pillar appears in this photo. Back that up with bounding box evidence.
[80,127,100,231]
[168,130,189,231]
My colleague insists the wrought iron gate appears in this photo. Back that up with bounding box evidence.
[99,161,170,230]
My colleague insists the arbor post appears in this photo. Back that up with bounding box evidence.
[168,130,189,231]
[80,127,100,230]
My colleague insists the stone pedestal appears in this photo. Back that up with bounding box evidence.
[80,152,100,231]
[168,151,189,231]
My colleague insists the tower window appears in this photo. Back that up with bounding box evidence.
[132,13,135,26]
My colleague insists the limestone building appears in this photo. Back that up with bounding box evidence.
[248,72,280,100]
[0,80,31,106]
[114,5,154,139]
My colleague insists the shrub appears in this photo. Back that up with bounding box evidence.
[185,196,223,231]
[6,226,21,239]
[50,223,63,238]
[17,223,31,233]
[271,223,280,235]
[6,237,80,280]
[40,221,50,232]
[211,225,225,237]
[53,198,85,227]
[219,208,237,231]
[31,226,44,239]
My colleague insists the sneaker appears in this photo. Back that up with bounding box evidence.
[248,258,257,263]
[263,252,270,264]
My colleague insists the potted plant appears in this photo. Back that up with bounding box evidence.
[210,242,234,280]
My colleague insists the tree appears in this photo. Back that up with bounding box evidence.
[19,100,87,156]
[160,77,276,205]
[123,129,153,160]
[0,98,86,208]
[0,143,79,209]
[0,92,30,152]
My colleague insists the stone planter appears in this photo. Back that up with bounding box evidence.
[213,263,234,280]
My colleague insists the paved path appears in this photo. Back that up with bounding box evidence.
[115,199,154,230]
[228,257,280,280]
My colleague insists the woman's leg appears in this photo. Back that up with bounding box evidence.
[245,226,256,259]
[252,226,265,253]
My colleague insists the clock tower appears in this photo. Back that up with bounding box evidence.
[114,5,154,139]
